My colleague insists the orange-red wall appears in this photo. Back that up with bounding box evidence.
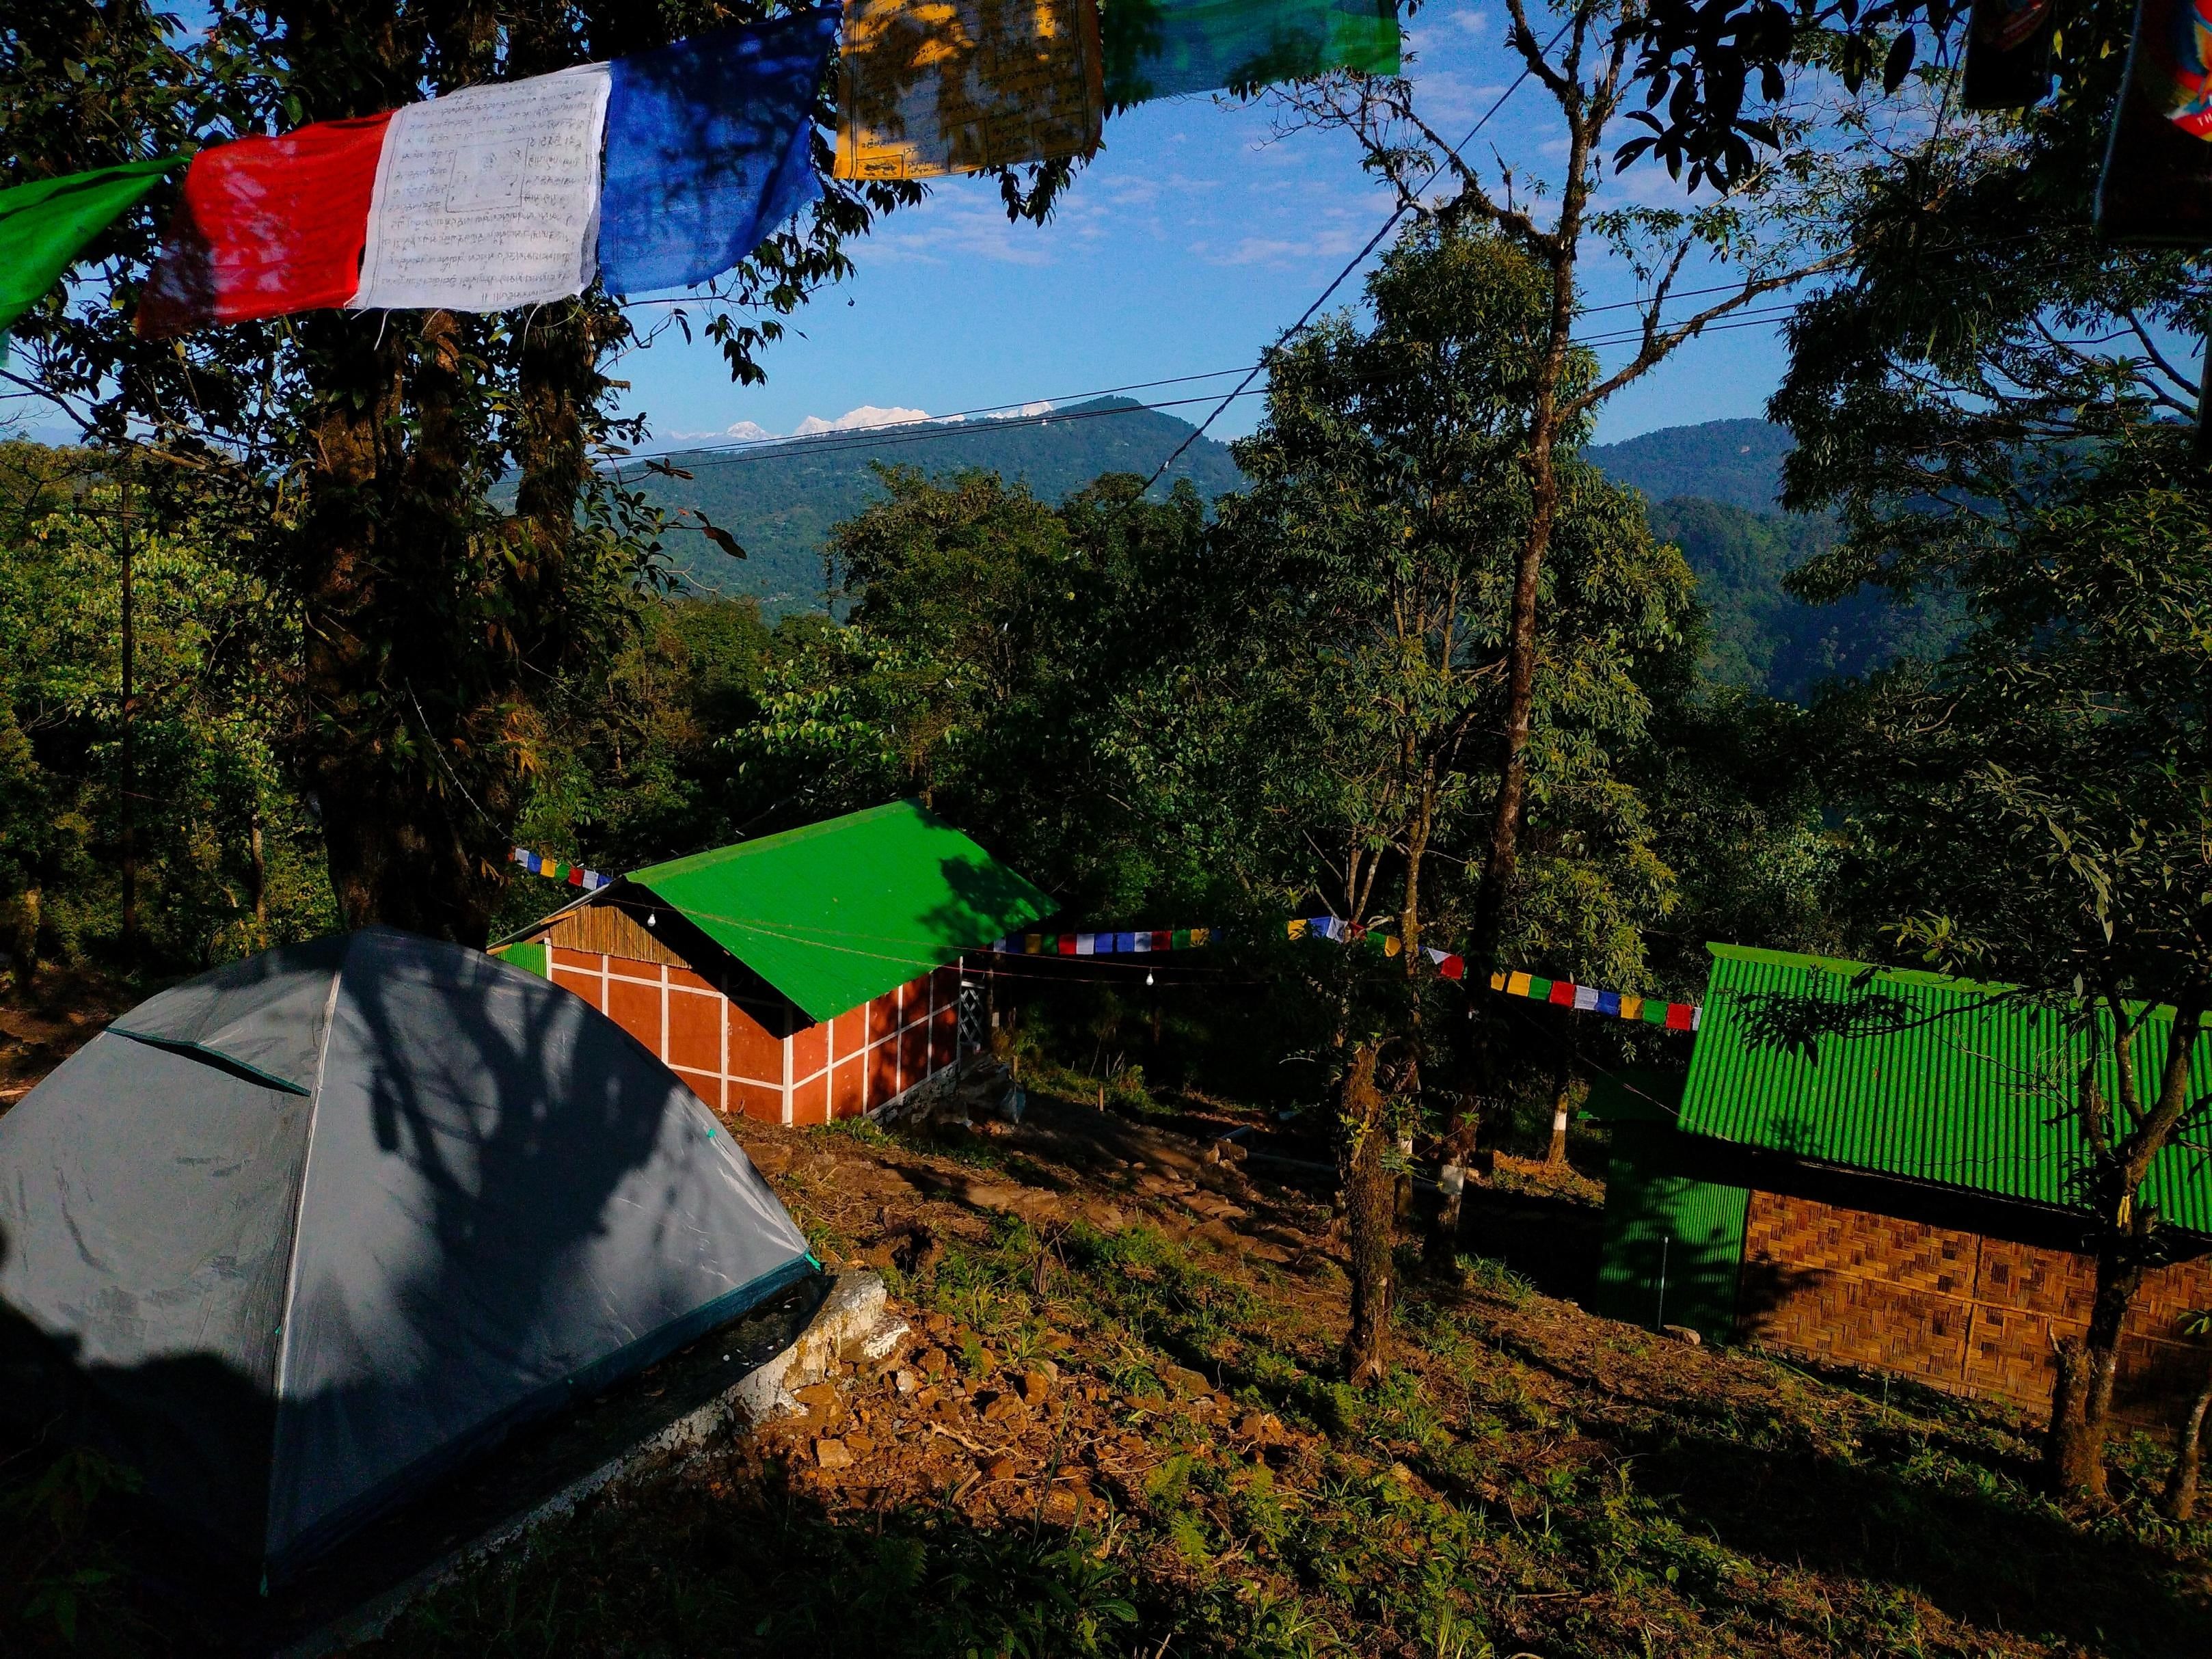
[545,945,959,1125]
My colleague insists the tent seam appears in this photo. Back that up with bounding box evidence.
[261,930,353,1565]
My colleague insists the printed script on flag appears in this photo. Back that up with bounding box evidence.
[351,62,612,312]
[835,0,1105,180]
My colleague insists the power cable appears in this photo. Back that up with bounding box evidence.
[1128,17,1581,496]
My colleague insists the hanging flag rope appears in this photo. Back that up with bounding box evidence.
[988,926,1213,956]
[0,157,183,335]
[1487,969,1701,1031]
[511,846,613,891]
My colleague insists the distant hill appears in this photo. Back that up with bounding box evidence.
[1583,418,1963,699]
[625,396,1244,609]
[1643,498,1963,701]
[612,402,1954,697]
[1586,418,1794,513]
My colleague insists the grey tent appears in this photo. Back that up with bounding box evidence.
[0,927,812,1580]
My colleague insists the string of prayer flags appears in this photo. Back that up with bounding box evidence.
[0,158,183,334]
[511,846,612,891]
[1960,0,2057,109]
[2097,0,2212,241]
[598,12,841,296]
[835,0,1106,180]
[1101,0,1400,109]
[989,926,1213,955]
[139,118,392,338]
[351,63,612,312]
[1488,969,1700,1031]
[142,14,835,334]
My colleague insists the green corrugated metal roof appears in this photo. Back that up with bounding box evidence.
[630,801,1055,1023]
[1682,944,2212,1234]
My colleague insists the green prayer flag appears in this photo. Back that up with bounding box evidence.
[1102,0,1399,109]
[1639,999,1671,1025]
[0,157,183,335]
[1525,976,1553,1001]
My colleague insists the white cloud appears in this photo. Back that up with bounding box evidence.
[794,404,932,435]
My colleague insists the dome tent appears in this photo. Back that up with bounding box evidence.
[0,927,812,1581]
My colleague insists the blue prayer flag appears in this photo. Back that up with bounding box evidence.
[598,12,839,297]
[1595,990,1621,1017]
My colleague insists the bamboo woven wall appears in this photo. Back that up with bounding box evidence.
[535,899,689,969]
[1738,1191,2212,1431]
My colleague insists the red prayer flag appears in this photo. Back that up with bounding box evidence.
[1057,934,1076,956]
[139,113,392,338]
[1151,929,1171,952]
[1438,954,1464,980]
[1548,981,1576,1006]
[1664,1002,1693,1031]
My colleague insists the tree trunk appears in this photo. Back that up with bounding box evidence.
[5,885,38,996]
[1425,1088,1479,1276]
[2047,1339,2099,1497]
[1340,1041,1394,1385]
[2047,1240,2147,1501]
[2162,1363,2212,1522]
[1546,1049,1572,1168]
[248,809,268,936]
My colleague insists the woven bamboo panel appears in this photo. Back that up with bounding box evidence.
[1974,1237,2094,1320]
[1961,1300,2079,1410]
[1741,1190,2212,1433]
[1742,1191,1978,1297]
[539,900,690,969]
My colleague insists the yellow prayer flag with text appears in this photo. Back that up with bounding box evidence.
[1619,995,1643,1021]
[1506,971,1532,997]
[836,0,1105,180]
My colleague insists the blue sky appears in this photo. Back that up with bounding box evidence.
[615,2,1798,454]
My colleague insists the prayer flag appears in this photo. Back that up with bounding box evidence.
[1102,0,1399,108]
[1505,971,1531,997]
[1191,928,1209,946]
[1025,932,1043,953]
[2099,0,2212,241]
[1525,976,1551,1000]
[1547,981,1575,1007]
[1595,990,1621,1017]
[1075,932,1096,955]
[1640,999,1670,1025]
[0,158,182,335]
[1057,933,1076,955]
[836,0,1107,180]
[1572,984,1599,1012]
[1152,929,1172,952]
[351,62,612,312]
[1383,935,1401,957]
[1286,919,1307,939]
[1665,1002,1694,1031]
[1960,0,2055,109]
[1132,931,1152,953]
[598,12,839,295]
[1438,954,1464,981]
[140,120,388,338]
